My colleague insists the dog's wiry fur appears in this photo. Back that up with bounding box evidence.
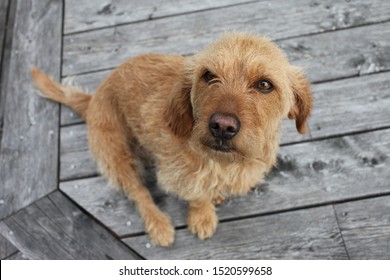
[32,33,312,246]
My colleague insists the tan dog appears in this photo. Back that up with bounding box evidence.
[32,33,312,247]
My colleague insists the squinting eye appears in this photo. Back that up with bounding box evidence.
[255,79,274,93]
[203,70,217,83]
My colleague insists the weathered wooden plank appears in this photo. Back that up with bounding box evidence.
[0,192,141,260]
[61,150,98,181]
[61,128,390,237]
[124,205,347,259]
[278,23,390,83]
[0,0,61,219]
[60,124,97,180]
[5,251,29,260]
[59,72,390,180]
[335,196,390,259]
[0,233,17,259]
[65,0,254,34]
[0,0,13,146]
[308,71,390,139]
[0,0,9,66]
[62,1,390,76]
[60,176,187,236]
[0,0,9,52]
[61,124,89,154]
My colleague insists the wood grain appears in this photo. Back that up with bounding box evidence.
[0,0,9,66]
[0,0,12,147]
[61,129,390,237]
[0,192,141,260]
[64,0,254,34]
[124,206,348,259]
[0,0,62,219]
[62,0,390,76]
[60,175,188,236]
[0,232,17,259]
[335,196,390,259]
[278,23,390,83]
[5,251,29,260]
[308,71,390,139]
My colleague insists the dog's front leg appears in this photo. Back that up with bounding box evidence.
[188,199,218,240]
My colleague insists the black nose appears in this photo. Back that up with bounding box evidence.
[208,113,241,140]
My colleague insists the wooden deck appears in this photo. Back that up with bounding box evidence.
[1,0,390,260]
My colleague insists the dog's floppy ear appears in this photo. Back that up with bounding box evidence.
[164,71,194,138]
[287,67,313,134]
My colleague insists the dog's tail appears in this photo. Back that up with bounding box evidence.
[31,67,91,120]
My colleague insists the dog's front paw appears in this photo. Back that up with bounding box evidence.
[146,211,175,247]
[188,202,218,240]
[212,194,225,205]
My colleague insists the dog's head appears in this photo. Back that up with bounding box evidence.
[165,33,312,161]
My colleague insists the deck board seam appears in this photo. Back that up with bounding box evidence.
[216,192,390,226]
[59,46,390,82]
[0,190,58,222]
[63,0,261,36]
[6,213,64,258]
[36,197,103,258]
[0,0,13,151]
[57,189,146,260]
[332,205,350,260]
[63,5,390,39]
[281,125,390,147]
[310,69,390,86]
[117,193,390,240]
[271,18,390,42]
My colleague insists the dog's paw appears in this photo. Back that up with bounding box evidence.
[212,194,225,206]
[188,204,218,240]
[146,211,175,247]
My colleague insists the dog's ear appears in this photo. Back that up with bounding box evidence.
[164,72,194,138]
[287,67,313,134]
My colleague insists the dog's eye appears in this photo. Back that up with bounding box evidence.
[255,79,274,93]
[203,71,217,83]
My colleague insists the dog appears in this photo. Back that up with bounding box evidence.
[32,33,312,247]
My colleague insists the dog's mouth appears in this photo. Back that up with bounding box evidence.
[203,139,236,153]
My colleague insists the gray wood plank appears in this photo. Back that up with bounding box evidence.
[6,251,29,260]
[278,23,390,83]
[0,0,62,219]
[61,150,98,181]
[124,205,347,259]
[64,0,254,34]
[61,129,390,237]
[0,0,9,66]
[62,0,390,76]
[0,0,9,55]
[60,176,187,237]
[61,124,89,154]
[335,196,390,259]
[308,71,390,139]
[60,124,97,180]
[0,191,141,260]
[59,72,390,180]
[0,0,13,147]
[0,232,17,259]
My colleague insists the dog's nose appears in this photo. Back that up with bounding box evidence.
[209,113,240,140]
